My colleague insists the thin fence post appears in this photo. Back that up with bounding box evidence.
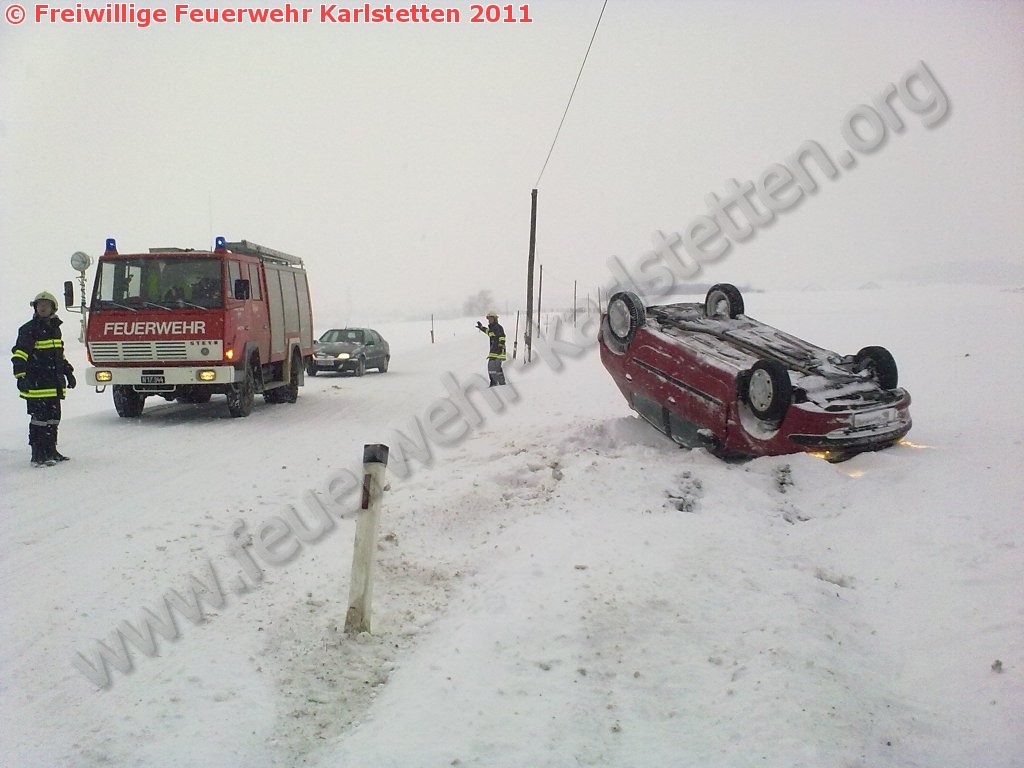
[345,443,390,634]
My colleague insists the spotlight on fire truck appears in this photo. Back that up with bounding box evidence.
[95,371,112,383]
[197,370,217,382]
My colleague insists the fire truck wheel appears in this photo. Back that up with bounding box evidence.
[279,351,300,403]
[113,385,145,418]
[228,362,256,417]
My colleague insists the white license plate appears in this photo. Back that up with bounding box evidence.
[853,408,895,428]
[316,360,335,367]
[141,375,165,384]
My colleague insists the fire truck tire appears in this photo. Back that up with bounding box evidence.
[228,362,256,417]
[113,385,145,418]
[279,351,300,403]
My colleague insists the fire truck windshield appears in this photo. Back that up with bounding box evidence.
[93,257,224,310]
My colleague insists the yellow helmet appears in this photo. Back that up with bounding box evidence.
[31,291,59,310]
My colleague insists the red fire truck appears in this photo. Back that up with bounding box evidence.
[65,237,314,418]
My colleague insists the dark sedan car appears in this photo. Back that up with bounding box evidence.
[307,328,390,376]
[599,284,912,461]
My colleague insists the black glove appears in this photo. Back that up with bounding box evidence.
[476,321,485,331]
[17,377,29,393]
[65,372,77,389]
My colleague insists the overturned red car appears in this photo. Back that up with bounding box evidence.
[598,284,912,461]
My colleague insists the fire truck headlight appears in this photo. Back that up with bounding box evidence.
[197,370,217,382]
[95,370,113,382]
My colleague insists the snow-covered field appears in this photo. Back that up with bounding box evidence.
[1,284,1021,767]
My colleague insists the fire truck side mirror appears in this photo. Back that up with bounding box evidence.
[63,281,75,310]
[234,278,250,300]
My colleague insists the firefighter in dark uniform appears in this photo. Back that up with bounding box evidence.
[11,291,76,466]
[476,311,507,386]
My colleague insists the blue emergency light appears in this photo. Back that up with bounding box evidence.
[214,236,227,251]
[105,238,117,255]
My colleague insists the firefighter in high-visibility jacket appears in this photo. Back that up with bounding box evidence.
[11,291,76,466]
[475,311,507,386]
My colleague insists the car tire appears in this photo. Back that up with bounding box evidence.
[601,291,646,355]
[855,346,898,389]
[354,357,366,377]
[743,359,792,421]
[705,283,744,319]
[306,361,318,377]
[113,385,145,418]
[379,356,390,373]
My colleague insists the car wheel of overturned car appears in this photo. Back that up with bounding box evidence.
[601,291,646,355]
[113,385,145,418]
[704,283,745,319]
[744,359,792,421]
[855,345,899,390]
[227,359,256,417]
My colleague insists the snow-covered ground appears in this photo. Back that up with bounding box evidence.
[1,284,1021,767]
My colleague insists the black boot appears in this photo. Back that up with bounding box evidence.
[30,442,48,467]
[29,423,52,467]
[47,427,69,462]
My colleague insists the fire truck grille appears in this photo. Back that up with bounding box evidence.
[89,341,215,362]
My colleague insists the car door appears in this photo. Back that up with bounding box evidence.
[365,331,380,367]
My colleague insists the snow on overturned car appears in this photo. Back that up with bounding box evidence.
[598,284,912,461]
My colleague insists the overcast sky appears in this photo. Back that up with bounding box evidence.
[2,0,1022,331]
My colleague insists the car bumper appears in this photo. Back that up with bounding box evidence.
[786,402,913,451]
[86,365,241,386]
[313,357,358,371]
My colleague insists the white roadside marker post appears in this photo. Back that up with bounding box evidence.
[345,443,390,634]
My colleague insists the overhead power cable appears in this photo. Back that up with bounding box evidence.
[534,0,609,188]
